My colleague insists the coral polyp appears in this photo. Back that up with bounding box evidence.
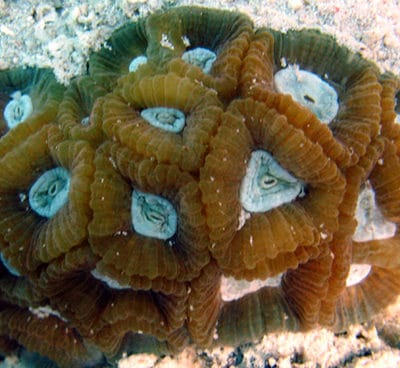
[140,107,186,133]
[239,149,305,213]
[3,91,33,129]
[274,65,339,123]
[181,47,217,73]
[28,167,71,218]
[131,189,178,240]
[0,5,399,368]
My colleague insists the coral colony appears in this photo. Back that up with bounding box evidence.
[0,5,399,368]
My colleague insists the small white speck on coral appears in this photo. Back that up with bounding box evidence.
[160,33,174,50]
[181,35,190,47]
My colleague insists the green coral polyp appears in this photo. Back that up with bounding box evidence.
[28,167,71,218]
[131,189,177,240]
[140,107,185,132]
[4,91,33,129]
[182,47,217,73]
[128,55,148,72]
[274,64,339,124]
[240,150,305,213]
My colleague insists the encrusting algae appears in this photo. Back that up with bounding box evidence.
[0,5,399,367]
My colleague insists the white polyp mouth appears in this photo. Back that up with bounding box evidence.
[239,150,305,213]
[181,47,217,74]
[353,183,397,242]
[220,274,282,302]
[140,107,185,133]
[131,189,178,240]
[128,55,148,72]
[28,167,71,218]
[4,91,33,129]
[274,64,339,124]
[345,264,372,287]
[81,116,90,126]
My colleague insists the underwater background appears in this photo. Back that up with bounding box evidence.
[0,0,399,367]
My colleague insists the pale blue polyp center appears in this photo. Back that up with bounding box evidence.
[128,55,148,72]
[81,116,90,126]
[0,252,20,277]
[141,107,185,133]
[182,47,217,74]
[131,189,177,240]
[4,91,33,129]
[274,65,339,124]
[28,167,71,218]
[240,150,304,213]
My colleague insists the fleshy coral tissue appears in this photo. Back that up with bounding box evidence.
[0,5,399,368]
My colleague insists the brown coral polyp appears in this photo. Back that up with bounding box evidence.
[376,73,400,146]
[335,266,400,332]
[242,29,382,167]
[33,245,188,360]
[56,76,108,147]
[199,98,345,280]
[146,6,253,99]
[284,134,392,330]
[103,73,223,172]
[0,304,103,368]
[0,125,94,274]
[86,284,188,358]
[368,139,400,221]
[186,261,222,347]
[0,68,64,158]
[89,141,210,288]
[216,285,300,346]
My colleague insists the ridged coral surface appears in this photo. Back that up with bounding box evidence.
[0,6,399,368]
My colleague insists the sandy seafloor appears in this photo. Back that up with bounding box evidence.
[0,0,400,367]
